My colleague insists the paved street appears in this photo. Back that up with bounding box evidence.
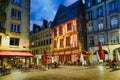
[0,65,120,80]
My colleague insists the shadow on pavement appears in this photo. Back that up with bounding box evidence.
[110,68,120,72]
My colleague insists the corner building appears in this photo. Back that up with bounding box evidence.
[52,1,87,63]
[0,0,32,66]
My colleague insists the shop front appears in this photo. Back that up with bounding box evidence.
[0,50,33,68]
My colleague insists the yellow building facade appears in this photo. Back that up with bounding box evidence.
[0,0,31,66]
[30,27,52,64]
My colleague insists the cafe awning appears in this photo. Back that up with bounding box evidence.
[0,50,33,57]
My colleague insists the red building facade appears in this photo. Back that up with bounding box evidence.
[52,1,86,63]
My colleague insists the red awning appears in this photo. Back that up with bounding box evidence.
[0,50,33,57]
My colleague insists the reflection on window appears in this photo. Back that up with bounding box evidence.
[109,1,117,13]
[99,34,105,45]
[98,20,104,31]
[97,7,103,18]
[11,23,20,32]
[111,16,118,28]
[96,0,102,4]
[111,31,119,44]
[11,9,21,19]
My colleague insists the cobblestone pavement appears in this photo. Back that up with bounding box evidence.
[0,65,120,80]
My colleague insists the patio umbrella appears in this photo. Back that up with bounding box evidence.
[98,41,104,60]
[96,51,100,62]
[115,50,120,61]
[80,53,84,65]
[42,50,47,65]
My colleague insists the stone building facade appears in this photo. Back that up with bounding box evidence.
[86,0,120,62]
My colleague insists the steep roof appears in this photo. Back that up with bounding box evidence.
[52,0,85,27]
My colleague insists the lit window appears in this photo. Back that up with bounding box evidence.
[10,38,19,46]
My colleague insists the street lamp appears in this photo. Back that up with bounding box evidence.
[6,34,9,39]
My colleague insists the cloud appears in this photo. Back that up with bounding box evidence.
[30,0,79,31]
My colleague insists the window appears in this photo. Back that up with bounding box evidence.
[98,20,104,31]
[11,0,22,6]
[0,21,2,28]
[49,39,51,44]
[110,16,118,28]
[10,38,19,46]
[87,11,92,21]
[66,37,70,46]
[46,40,48,45]
[54,28,57,37]
[44,40,45,45]
[0,36,2,45]
[99,34,105,45]
[88,23,94,34]
[111,32,119,44]
[60,39,63,48]
[109,1,117,13]
[89,36,94,46]
[87,1,91,8]
[11,23,20,32]
[97,7,103,17]
[88,26,94,34]
[67,22,72,31]
[11,9,21,19]
[54,40,57,48]
[58,15,66,21]
[59,26,63,35]
[96,0,102,4]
